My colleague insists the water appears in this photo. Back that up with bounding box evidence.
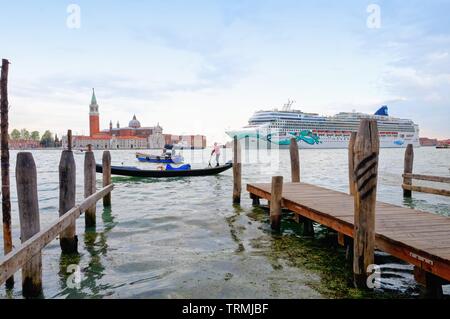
[1,147,449,299]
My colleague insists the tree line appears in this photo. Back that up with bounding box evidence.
[10,129,61,147]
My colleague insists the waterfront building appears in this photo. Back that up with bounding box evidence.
[164,134,207,149]
[63,89,205,150]
[9,139,41,150]
[420,137,438,147]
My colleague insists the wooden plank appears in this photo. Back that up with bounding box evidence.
[403,173,450,184]
[0,184,114,286]
[377,220,450,228]
[378,224,450,233]
[381,231,450,242]
[402,184,450,197]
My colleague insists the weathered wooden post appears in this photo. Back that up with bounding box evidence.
[232,136,242,204]
[1,58,14,288]
[403,144,414,198]
[348,132,357,196]
[102,151,112,207]
[59,129,78,254]
[413,266,444,298]
[270,176,283,231]
[16,152,42,297]
[289,138,300,183]
[84,144,97,227]
[250,194,260,206]
[67,129,72,150]
[353,119,379,288]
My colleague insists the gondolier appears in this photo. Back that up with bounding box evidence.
[211,142,221,167]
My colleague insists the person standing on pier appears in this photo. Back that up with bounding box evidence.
[211,142,221,167]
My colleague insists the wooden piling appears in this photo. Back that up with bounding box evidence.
[84,145,96,227]
[289,138,300,183]
[67,129,72,151]
[59,130,77,254]
[102,151,112,207]
[337,232,345,246]
[250,193,260,206]
[348,132,357,196]
[352,119,379,288]
[1,58,14,288]
[16,152,42,297]
[270,176,283,231]
[403,144,414,198]
[232,136,242,204]
[301,217,315,237]
[289,137,314,235]
[413,266,444,298]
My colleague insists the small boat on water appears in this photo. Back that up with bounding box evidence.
[96,162,233,178]
[135,151,184,164]
[436,144,450,149]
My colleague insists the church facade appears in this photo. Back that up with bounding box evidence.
[64,89,206,150]
[67,89,165,150]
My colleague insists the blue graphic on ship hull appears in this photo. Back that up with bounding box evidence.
[233,130,321,146]
[393,140,405,146]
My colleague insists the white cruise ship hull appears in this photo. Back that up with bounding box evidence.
[226,129,420,149]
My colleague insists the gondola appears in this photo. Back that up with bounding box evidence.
[96,162,233,178]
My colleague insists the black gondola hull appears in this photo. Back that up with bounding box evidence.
[96,163,233,178]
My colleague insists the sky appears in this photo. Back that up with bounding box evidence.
[1,0,449,143]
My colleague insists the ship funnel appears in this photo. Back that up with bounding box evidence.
[374,105,389,116]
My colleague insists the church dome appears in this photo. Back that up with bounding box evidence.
[129,115,141,128]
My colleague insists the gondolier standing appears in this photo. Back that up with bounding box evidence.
[211,142,221,167]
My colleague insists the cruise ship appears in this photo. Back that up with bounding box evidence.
[226,101,420,149]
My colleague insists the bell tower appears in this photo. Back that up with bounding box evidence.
[89,88,100,136]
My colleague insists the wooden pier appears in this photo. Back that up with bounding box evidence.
[246,119,450,297]
[247,182,450,281]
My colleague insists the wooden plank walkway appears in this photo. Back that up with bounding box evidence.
[247,182,450,282]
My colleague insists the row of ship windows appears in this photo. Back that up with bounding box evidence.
[252,118,415,125]
[267,125,415,132]
[251,119,415,126]
[271,120,415,126]
[268,128,415,133]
